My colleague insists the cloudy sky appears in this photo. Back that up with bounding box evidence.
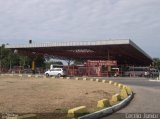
[0,0,160,57]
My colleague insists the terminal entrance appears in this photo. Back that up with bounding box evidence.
[65,60,118,77]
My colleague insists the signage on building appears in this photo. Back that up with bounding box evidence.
[86,60,117,66]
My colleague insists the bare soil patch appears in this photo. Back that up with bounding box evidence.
[0,76,119,118]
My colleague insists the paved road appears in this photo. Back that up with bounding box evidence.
[102,78,160,119]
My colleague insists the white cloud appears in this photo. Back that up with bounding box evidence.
[0,0,160,57]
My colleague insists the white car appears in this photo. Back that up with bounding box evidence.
[45,68,66,77]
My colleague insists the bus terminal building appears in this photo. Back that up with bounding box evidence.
[6,39,153,77]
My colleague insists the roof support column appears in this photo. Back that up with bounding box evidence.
[107,50,110,60]
[31,60,36,74]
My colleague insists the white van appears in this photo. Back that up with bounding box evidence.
[45,68,66,77]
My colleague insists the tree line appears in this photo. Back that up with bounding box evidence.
[0,44,45,73]
[153,58,160,70]
[0,44,64,73]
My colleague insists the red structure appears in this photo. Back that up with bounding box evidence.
[6,40,153,76]
[6,40,152,66]
[66,60,117,77]
[86,60,117,76]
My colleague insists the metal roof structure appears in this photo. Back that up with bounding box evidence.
[6,39,153,66]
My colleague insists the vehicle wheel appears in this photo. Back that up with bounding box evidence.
[57,73,61,77]
[46,73,49,77]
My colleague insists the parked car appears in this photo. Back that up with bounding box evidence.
[45,68,66,77]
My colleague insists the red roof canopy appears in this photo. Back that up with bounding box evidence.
[6,40,153,66]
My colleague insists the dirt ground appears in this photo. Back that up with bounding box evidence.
[0,76,119,117]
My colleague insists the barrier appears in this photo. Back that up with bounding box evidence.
[90,78,95,81]
[28,75,32,78]
[120,88,128,99]
[102,80,108,83]
[67,106,88,118]
[96,79,100,82]
[79,94,133,119]
[51,76,55,79]
[111,94,121,103]
[114,82,118,86]
[97,99,110,108]
[75,77,79,80]
[118,84,123,89]
[66,77,70,79]
[124,86,132,95]
[83,78,87,81]
[109,81,114,84]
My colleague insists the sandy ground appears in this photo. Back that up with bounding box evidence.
[0,76,119,118]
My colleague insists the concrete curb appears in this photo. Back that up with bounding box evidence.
[149,79,160,82]
[78,107,113,119]
[66,77,134,119]
[112,93,133,112]
[78,93,133,119]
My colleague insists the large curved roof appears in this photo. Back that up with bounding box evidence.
[6,39,153,66]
